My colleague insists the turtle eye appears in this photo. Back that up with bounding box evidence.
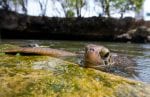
[99,47,110,58]
[104,52,109,58]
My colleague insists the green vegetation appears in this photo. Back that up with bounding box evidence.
[0,44,150,97]
[95,0,144,17]
[0,0,144,17]
[52,0,85,17]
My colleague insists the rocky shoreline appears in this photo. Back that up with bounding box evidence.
[115,26,150,43]
[0,9,149,43]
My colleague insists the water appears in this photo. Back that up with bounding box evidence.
[1,39,150,83]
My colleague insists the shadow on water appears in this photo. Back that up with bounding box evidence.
[0,39,150,83]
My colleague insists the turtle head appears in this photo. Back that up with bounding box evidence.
[84,44,111,69]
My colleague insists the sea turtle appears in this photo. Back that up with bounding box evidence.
[84,44,136,75]
[1,44,136,75]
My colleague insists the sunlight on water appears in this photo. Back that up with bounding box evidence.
[1,39,150,83]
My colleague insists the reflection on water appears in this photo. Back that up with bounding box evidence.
[0,39,150,83]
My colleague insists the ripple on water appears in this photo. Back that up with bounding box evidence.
[136,56,150,83]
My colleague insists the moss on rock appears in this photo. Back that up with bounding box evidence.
[0,44,150,97]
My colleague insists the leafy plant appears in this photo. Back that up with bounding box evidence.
[94,0,144,17]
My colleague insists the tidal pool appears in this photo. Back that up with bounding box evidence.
[0,39,150,83]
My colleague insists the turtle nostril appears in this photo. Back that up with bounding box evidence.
[89,48,95,52]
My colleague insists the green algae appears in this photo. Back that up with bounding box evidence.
[0,55,149,97]
[0,44,19,50]
[0,44,150,97]
[0,44,20,56]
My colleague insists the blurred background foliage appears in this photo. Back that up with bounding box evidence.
[0,0,144,18]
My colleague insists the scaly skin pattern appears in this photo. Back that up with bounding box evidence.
[109,53,136,73]
[2,47,77,57]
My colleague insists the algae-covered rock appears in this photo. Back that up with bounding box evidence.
[0,55,150,97]
[0,44,150,97]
